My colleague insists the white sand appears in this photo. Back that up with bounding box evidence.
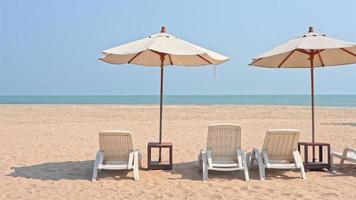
[0,105,355,199]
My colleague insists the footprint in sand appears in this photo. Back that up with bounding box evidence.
[320,192,339,199]
[282,193,291,196]
[292,193,304,198]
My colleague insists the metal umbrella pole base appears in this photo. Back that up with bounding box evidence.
[147,57,173,170]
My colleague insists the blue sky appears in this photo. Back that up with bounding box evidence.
[1,0,355,95]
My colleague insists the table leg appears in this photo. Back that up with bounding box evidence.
[304,145,309,170]
[312,146,316,162]
[169,146,173,169]
[159,147,162,162]
[319,145,323,162]
[327,144,331,170]
[148,145,151,169]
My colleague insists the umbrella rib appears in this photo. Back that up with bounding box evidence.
[317,52,325,67]
[150,49,164,56]
[168,54,174,65]
[197,55,212,65]
[296,49,310,55]
[249,58,262,65]
[340,48,356,57]
[278,50,296,68]
[128,51,144,64]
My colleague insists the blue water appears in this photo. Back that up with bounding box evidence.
[0,95,355,107]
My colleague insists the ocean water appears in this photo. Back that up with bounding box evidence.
[0,95,356,107]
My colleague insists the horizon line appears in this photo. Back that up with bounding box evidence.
[1,94,356,96]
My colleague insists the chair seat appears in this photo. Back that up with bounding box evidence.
[269,160,292,164]
[267,160,297,169]
[99,160,129,170]
[212,160,239,167]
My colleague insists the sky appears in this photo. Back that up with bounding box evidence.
[1,0,355,95]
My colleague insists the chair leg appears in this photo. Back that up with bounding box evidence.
[92,151,103,181]
[244,167,250,181]
[253,149,265,180]
[300,164,306,180]
[138,152,143,169]
[241,151,249,181]
[293,150,306,180]
[258,161,265,180]
[246,152,251,169]
[202,151,208,181]
[133,151,139,181]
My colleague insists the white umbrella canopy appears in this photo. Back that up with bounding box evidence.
[100,27,229,66]
[251,27,356,68]
[250,26,356,148]
[99,27,229,161]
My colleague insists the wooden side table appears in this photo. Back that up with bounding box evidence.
[298,142,331,171]
[147,142,173,170]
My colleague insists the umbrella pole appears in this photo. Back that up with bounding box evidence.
[159,56,165,162]
[310,55,316,162]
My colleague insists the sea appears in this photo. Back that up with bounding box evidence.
[0,95,356,107]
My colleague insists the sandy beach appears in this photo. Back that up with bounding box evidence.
[0,105,355,200]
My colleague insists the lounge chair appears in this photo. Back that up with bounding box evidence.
[199,124,249,181]
[331,148,356,169]
[92,131,140,181]
[248,129,306,180]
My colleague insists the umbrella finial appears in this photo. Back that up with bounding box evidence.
[161,26,167,33]
[308,26,314,33]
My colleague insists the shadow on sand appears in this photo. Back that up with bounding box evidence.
[8,160,132,181]
[322,164,356,178]
[165,160,307,181]
[9,160,355,181]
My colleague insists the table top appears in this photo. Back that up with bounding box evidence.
[148,142,173,147]
[298,142,330,146]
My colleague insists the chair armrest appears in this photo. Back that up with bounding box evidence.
[236,149,243,168]
[345,148,356,154]
[251,148,266,180]
[251,148,265,166]
[292,150,303,168]
[128,151,134,168]
[250,148,261,163]
[331,151,342,158]
[237,149,248,168]
[96,150,104,155]
[206,149,213,167]
[199,149,206,161]
[252,148,261,157]
[95,150,104,169]
[128,149,139,169]
[262,150,270,168]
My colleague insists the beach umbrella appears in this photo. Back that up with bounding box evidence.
[100,26,229,160]
[250,26,356,145]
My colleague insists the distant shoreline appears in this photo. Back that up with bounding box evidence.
[1,95,355,107]
[0,104,355,110]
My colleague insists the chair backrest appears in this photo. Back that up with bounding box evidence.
[99,131,134,161]
[262,129,299,161]
[207,124,241,160]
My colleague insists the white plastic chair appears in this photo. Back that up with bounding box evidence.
[248,129,306,180]
[331,148,356,169]
[199,124,249,181]
[92,131,140,181]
